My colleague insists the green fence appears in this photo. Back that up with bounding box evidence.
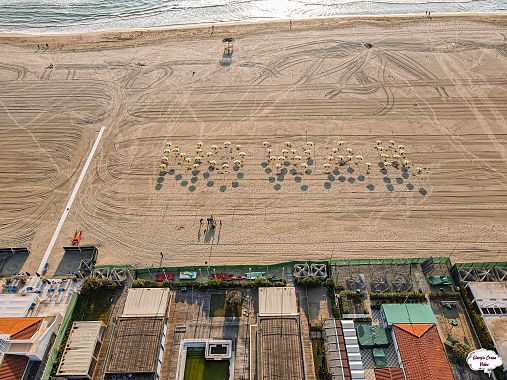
[134,260,328,276]
[454,261,507,269]
[329,257,451,266]
[41,291,78,380]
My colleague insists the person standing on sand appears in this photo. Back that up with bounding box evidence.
[211,25,214,35]
[290,20,292,30]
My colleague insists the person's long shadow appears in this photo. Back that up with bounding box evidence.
[198,223,202,242]
[216,223,222,244]
[204,225,216,244]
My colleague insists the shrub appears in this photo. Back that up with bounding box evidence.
[225,290,242,315]
[296,277,323,288]
[452,342,473,362]
[428,292,460,299]
[81,277,118,294]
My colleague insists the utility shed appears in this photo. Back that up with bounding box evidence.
[122,288,170,317]
[57,321,105,379]
[381,304,437,327]
[0,294,38,318]
[356,323,389,348]
[258,287,298,317]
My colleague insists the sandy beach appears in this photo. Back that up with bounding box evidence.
[0,14,506,274]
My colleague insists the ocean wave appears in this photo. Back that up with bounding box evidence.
[0,0,505,33]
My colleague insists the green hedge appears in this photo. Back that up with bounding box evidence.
[323,279,341,319]
[460,286,504,379]
[428,292,461,299]
[370,292,427,303]
[132,278,287,289]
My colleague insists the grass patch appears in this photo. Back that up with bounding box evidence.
[210,292,242,318]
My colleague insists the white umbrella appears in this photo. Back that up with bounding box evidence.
[346,155,353,161]
[196,148,203,154]
[355,155,363,161]
[234,160,241,166]
[332,148,339,153]
[365,162,372,167]
[207,151,213,157]
[327,156,334,161]
[278,156,285,161]
[163,148,171,154]
[304,149,312,155]
[301,163,308,169]
[267,148,273,155]
[222,163,229,169]
[195,156,202,162]
[338,140,345,146]
[196,142,203,147]
[307,141,314,147]
[375,140,382,145]
[236,144,242,150]
[290,149,297,155]
[398,145,405,150]
[161,156,168,162]
[212,145,219,150]
[209,160,217,166]
[166,142,172,147]
[389,140,395,145]
[384,162,392,167]
[294,155,302,161]
[263,141,271,148]
[239,152,246,157]
[285,142,292,148]
[282,149,289,155]
[172,147,180,153]
[160,163,167,169]
[275,163,282,170]
[346,148,353,154]
[193,163,200,169]
[224,141,231,147]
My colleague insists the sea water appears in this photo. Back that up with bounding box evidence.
[0,0,505,34]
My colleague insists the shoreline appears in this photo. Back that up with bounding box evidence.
[1,12,506,45]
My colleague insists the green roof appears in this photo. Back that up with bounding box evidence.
[381,303,437,326]
[373,348,387,367]
[428,276,453,286]
[356,323,389,348]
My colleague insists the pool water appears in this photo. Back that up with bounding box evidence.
[183,347,230,380]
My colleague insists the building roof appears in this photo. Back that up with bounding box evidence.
[122,288,170,318]
[0,294,38,318]
[0,354,28,380]
[0,318,42,340]
[467,282,507,310]
[258,317,304,380]
[57,321,105,377]
[381,304,437,326]
[393,324,453,380]
[483,316,507,366]
[258,287,298,317]
[106,317,163,374]
[374,368,405,380]
[356,323,389,348]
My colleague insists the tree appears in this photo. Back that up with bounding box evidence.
[225,290,242,316]
[453,342,472,362]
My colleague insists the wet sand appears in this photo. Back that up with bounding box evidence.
[0,14,506,273]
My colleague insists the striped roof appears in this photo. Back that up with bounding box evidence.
[393,324,454,380]
[0,355,28,380]
[0,318,42,340]
[374,368,404,380]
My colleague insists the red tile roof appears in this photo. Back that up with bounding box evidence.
[0,355,28,380]
[393,324,454,380]
[374,368,405,380]
[0,318,42,340]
